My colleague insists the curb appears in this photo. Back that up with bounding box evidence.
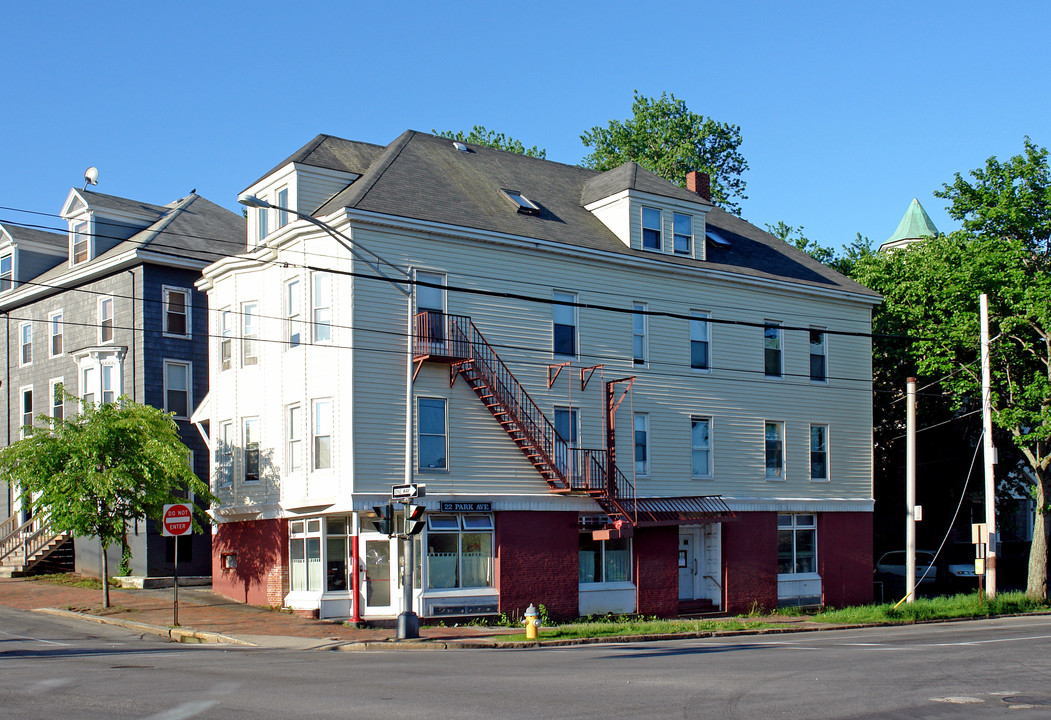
[34,608,258,646]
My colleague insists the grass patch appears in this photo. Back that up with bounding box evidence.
[28,573,119,590]
[502,617,773,642]
[808,591,1050,625]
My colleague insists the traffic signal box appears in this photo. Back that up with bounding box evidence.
[405,504,426,536]
[371,504,394,536]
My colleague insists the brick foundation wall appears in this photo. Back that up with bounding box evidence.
[723,512,778,614]
[819,512,874,607]
[211,518,288,607]
[495,511,578,620]
[634,526,678,617]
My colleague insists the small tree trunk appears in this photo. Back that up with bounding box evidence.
[101,542,110,609]
[1026,470,1049,601]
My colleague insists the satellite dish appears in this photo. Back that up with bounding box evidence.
[83,167,99,189]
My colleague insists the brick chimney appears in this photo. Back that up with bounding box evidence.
[686,171,711,201]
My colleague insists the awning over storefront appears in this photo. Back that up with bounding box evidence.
[627,495,736,527]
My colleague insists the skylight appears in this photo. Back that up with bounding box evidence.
[502,189,540,215]
[706,227,732,247]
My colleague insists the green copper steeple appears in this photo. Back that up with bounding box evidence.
[882,198,939,250]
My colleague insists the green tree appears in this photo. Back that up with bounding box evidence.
[433,125,547,158]
[0,396,214,607]
[851,138,1051,599]
[580,91,749,215]
[766,222,873,276]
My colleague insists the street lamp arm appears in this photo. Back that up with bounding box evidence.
[237,193,411,298]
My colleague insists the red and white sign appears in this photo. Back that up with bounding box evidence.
[162,503,193,537]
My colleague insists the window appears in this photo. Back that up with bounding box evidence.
[290,519,323,592]
[810,329,827,382]
[72,222,89,264]
[287,404,302,472]
[554,407,580,481]
[690,311,710,371]
[765,421,785,479]
[416,271,446,349]
[312,273,332,343]
[632,303,647,365]
[673,213,692,255]
[20,387,33,438]
[243,417,260,483]
[217,421,233,488]
[326,518,349,591]
[81,366,96,406]
[691,417,712,478]
[634,413,649,476]
[19,322,31,366]
[764,322,782,378]
[810,424,829,481]
[242,302,259,366]
[552,290,577,357]
[99,297,114,343]
[220,310,233,371]
[502,189,540,214]
[579,533,631,583]
[101,364,117,404]
[50,379,64,421]
[0,253,12,291]
[778,514,817,575]
[426,514,494,589]
[49,311,63,357]
[164,360,190,418]
[286,279,302,347]
[312,399,332,470]
[163,287,190,337]
[418,397,447,471]
[76,351,124,407]
[642,207,662,250]
[256,206,268,243]
[276,187,289,228]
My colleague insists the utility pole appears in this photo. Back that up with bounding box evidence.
[980,293,998,598]
[905,377,917,603]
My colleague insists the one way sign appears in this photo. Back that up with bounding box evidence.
[392,483,426,499]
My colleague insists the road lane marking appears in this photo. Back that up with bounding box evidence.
[141,700,218,720]
[0,628,69,645]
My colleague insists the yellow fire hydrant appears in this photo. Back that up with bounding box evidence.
[523,603,541,640]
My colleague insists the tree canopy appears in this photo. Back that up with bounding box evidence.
[433,125,547,158]
[851,138,1051,599]
[580,91,749,215]
[0,396,213,606]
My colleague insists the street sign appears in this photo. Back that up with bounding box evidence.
[392,483,426,499]
[162,503,193,537]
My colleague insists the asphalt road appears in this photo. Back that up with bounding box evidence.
[3,607,1050,719]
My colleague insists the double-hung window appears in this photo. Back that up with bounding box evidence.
[81,367,96,406]
[764,322,782,378]
[242,302,259,366]
[50,379,64,421]
[243,417,260,483]
[312,399,332,470]
[810,329,827,382]
[287,404,302,472]
[552,291,577,358]
[690,311,710,370]
[765,421,785,479]
[634,413,649,476]
[641,207,662,250]
[778,514,817,575]
[72,222,89,264]
[49,311,63,357]
[163,287,190,337]
[99,297,114,343]
[256,206,268,244]
[632,303,647,365]
[426,514,494,589]
[220,310,233,371]
[217,421,233,487]
[276,187,289,228]
[579,533,631,583]
[286,279,302,348]
[164,360,190,418]
[691,417,712,478]
[418,397,447,471]
[810,424,829,481]
[673,213,692,255]
[19,322,31,366]
[101,364,117,404]
[0,253,12,291]
[312,273,332,343]
[20,387,33,437]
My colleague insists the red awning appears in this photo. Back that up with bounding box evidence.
[621,495,736,527]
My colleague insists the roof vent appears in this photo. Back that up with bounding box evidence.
[452,141,469,152]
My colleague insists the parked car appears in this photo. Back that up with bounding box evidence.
[875,550,938,584]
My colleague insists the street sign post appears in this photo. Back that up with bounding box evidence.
[162,503,193,626]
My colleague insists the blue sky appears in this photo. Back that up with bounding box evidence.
[1,1,1047,254]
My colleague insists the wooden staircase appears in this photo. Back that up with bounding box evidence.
[0,512,71,577]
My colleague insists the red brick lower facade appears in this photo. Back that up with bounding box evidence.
[634,525,679,617]
[818,512,874,608]
[211,518,288,607]
[495,511,579,620]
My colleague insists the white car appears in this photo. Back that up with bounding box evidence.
[875,550,938,584]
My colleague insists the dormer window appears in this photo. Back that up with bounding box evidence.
[72,221,90,264]
[673,213,692,255]
[642,207,662,250]
[257,206,269,243]
[502,190,540,215]
[276,187,289,228]
[0,252,12,291]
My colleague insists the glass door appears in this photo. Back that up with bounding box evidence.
[361,536,397,615]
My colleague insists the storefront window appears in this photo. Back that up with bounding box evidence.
[425,514,493,589]
[778,513,817,574]
[326,518,348,592]
[290,519,323,592]
[579,534,631,583]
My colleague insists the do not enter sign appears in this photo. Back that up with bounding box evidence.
[162,503,193,537]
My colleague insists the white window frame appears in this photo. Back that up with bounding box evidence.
[162,286,191,338]
[243,417,260,484]
[690,310,710,372]
[71,220,91,265]
[163,359,191,419]
[691,416,712,479]
[49,377,64,422]
[810,424,829,482]
[48,310,63,358]
[634,412,650,477]
[778,513,817,576]
[98,296,114,344]
[256,205,268,243]
[552,290,578,358]
[286,279,302,348]
[641,206,662,250]
[18,321,32,367]
[312,398,332,471]
[417,397,448,472]
[673,212,692,255]
[425,514,495,590]
[217,420,233,488]
[312,272,332,344]
[632,302,647,366]
[242,301,259,366]
[19,385,33,438]
[287,404,302,473]
[220,309,233,371]
[578,533,632,584]
[764,321,782,379]
[810,327,828,383]
[276,186,289,228]
[101,363,117,404]
[0,252,12,292]
[765,420,785,480]
[73,347,125,409]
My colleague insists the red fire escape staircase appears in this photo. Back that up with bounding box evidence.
[413,312,734,534]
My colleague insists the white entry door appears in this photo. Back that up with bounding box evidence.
[679,528,700,600]
[360,535,398,616]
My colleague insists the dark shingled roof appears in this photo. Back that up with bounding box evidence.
[247,133,386,190]
[3,225,66,249]
[79,189,169,219]
[304,130,878,299]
